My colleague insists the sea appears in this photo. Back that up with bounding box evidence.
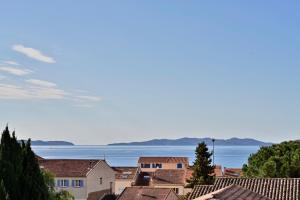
[32,145,261,168]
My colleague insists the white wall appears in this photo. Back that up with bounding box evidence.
[54,177,87,200]
[115,179,133,195]
[86,161,116,195]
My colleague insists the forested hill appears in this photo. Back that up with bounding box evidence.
[19,140,74,146]
[109,137,272,146]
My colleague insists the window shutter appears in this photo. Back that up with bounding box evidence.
[80,180,84,187]
[66,180,69,187]
[57,180,60,187]
[72,180,75,187]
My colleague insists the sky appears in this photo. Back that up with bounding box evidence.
[0,1,300,144]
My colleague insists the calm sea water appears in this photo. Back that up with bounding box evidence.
[32,145,260,168]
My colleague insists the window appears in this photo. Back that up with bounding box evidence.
[152,163,162,168]
[99,177,103,184]
[72,180,84,187]
[141,163,151,168]
[177,163,183,169]
[57,179,69,187]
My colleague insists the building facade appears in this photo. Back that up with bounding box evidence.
[39,159,115,200]
[112,167,139,195]
[138,157,189,172]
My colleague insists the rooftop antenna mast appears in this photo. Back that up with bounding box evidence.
[212,138,215,166]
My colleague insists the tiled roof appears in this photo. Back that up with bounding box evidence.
[188,177,300,200]
[87,189,111,200]
[186,165,223,181]
[223,168,243,177]
[35,155,44,161]
[39,159,102,177]
[194,184,271,200]
[117,187,179,200]
[112,167,138,180]
[138,157,189,164]
[152,169,186,185]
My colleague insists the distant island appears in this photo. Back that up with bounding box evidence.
[108,137,272,146]
[20,140,74,146]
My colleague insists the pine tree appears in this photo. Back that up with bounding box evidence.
[187,142,215,187]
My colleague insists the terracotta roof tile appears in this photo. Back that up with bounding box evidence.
[112,167,138,180]
[35,155,44,161]
[195,184,271,200]
[138,157,189,164]
[223,168,243,178]
[152,169,186,185]
[188,177,300,200]
[39,159,102,177]
[117,187,179,200]
[186,165,223,181]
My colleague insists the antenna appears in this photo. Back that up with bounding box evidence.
[212,138,215,166]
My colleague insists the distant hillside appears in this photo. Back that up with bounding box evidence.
[20,140,74,146]
[108,137,272,146]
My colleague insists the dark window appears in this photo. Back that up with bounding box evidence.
[99,177,102,184]
[72,180,84,187]
[177,163,183,168]
[57,179,69,187]
[141,163,151,168]
[152,163,162,168]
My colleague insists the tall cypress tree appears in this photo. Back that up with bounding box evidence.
[0,127,20,199]
[0,126,50,200]
[187,142,215,187]
[20,139,50,199]
[0,179,9,200]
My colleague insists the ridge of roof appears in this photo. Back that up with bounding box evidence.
[39,159,105,177]
[188,177,300,200]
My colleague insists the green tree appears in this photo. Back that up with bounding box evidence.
[187,142,215,187]
[20,139,50,199]
[0,126,50,199]
[42,170,74,200]
[54,191,75,200]
[0,126,76,200]
[243,140,300,178]
[0,179,9,200]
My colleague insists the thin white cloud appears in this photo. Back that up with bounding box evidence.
[0,83,67,100]
[0,84,31,99]
[28,86,68,99]
[12,44,55,63]
[3,60,20,65]
[76,95,102,102]
[0,77,101,106]
[0,66,33,76]
[26,79,57,87]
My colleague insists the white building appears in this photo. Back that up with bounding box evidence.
[39,159,115,200]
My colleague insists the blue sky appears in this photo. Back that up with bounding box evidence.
[0,1,300,144]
